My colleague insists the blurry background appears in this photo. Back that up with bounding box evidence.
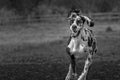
[0,0,120,24]
[0,0,120,80]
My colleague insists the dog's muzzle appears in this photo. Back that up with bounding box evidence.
[72,25,78,33]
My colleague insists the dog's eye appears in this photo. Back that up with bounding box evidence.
[72,14,76,18]
[77,19,82,25]
[70,19,74,25]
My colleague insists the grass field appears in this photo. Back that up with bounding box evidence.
[0,21,120,80]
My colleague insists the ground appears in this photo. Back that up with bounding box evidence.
[0,21,120,80]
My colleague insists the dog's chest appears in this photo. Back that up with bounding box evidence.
[68,38,89,58]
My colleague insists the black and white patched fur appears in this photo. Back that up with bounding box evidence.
[65,9,97,80]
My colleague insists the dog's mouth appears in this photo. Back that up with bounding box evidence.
[72,25,79,33]
[72,28,77,33]
[71,26,81,37]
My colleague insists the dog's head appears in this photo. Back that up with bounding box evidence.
[69,15,84,34]
[67,8,83,34]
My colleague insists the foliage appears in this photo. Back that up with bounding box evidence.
[0,0,120,16]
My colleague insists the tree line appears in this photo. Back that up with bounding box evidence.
[0,0,120,15]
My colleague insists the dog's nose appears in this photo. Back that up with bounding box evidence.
[72,25,78,33]
[72,25,77,30]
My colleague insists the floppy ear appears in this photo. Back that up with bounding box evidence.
[74,9,81,15]
[83,16,94,27]
[67,11,71,18]
[89,21,94,27]
[67,8,75,18]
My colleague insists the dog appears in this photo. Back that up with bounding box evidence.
[65,9,97,80]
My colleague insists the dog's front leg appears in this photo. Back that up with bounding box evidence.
[65,54,77,80]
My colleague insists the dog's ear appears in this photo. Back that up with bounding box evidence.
[67,7,76,18]
[74,9,81,15]
[71,6,76,12]
[67,10,71,18]
[67,8,74,18]
[89,21,94,27]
